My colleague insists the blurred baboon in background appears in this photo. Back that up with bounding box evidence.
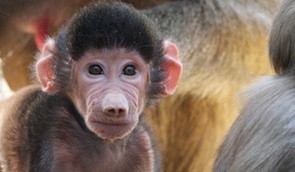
[0,0,280,171]
[214,0,295,171]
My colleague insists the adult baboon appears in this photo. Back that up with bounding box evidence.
[214,0,295,171]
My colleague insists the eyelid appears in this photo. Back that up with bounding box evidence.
[122,63,140,72]
[86,62,104,70]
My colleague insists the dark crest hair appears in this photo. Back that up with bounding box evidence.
[52,1,165,102]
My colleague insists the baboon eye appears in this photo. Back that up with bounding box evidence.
[122,65,137,76]
[88,65,103,75]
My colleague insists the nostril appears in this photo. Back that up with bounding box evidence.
[119,109,125,115]
[107,108,116,114]
[104,107,126,117]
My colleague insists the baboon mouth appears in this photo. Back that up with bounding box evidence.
[89,120,137,140]
[92,120,130,127]
[91,120,137,132]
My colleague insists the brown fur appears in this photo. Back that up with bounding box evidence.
[0,86,39,172]
[0,0,279,171]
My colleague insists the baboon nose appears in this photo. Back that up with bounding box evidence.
[102,93,129,118]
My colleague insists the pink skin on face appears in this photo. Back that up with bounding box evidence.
[70,48,149,141]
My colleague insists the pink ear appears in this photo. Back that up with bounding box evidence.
[162,41,183,95]
[32,14,50,50]
[36,39,56,93]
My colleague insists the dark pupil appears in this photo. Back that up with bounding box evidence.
[123,65,136,76]
[88,65,103,75]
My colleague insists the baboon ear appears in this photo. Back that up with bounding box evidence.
[33,14,50,50]
[161,41,183,96]
[36,38,56,93]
